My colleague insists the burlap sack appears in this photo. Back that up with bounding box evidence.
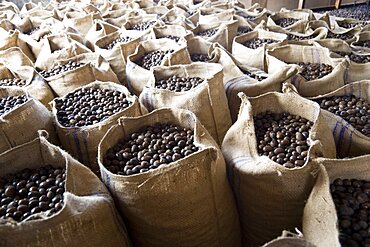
[41,53,119,97]
[102,8,136,28]
[308,81,370,158]
[198,8,234,24]
[150,24,193,44]
[94,30,142,84]
[266,44,348,97]
[281,27,327,45]
[85,19,119,51]
[0,47,54,108]
[0,87,57,153]
[323,26,361,44]
[234,7,270,28]
[122,13,160,32]
[0,19,18,32]
[20,1,40,14]
[62,12,98,37]
[303,155,370,247]
[34,33,92,70]
[232,29,288,70]
[334,18,369,32]
[50,81,142,170]
[314,39,370,83]
[0,29,35,62]
[351,32,370,53]
[221,91,336,246]
[192,20,238,51]
[126,38,191,95]
[0,1,19,14]
[160,8,198,30]
[0,133,132,247]
[142,6,169,17]
[139,63,231,145]
[225,65,300,122]
[97,107,241,247]
[267,11,310,33]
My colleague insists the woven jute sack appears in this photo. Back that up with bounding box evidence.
[303,155,370,247]
[191,20,237,51]
[198,8,234,24]
[0,133,132,247]
[50,81,143,170]
[126,38,190,95]
[0,29,35,63]
[232,29,288,70]
[149,24,193,44]
[41,53,119,97]
[0,47,54,108]
[94,30,142,84]
[139,63,231,145]
[234,7,270,28]
[323,26,361,44]
[267,11,310,33]
[281,27,327,45]
[62,12,98,37]
[308,81,370,158]
[333,18,369,32]
[0,1,19,14]
[221,91,336,246]
[351,32,370,53]
[314,39,370,83]
[160,8,198,30]
[142,6,169,17]
[97,107,241,247]
[225,65,299,122]
[0,88,57,153]
[85,19,119,51]
[266,44,348,97]
[34,33,91,70]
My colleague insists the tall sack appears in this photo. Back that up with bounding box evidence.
[85,20,119,51]
[266,44,348,97]
[126,38,191,95]
[232,29,288,70]
[221,91,336,246]
[98,108,241,247]
[35,33,91,70]
[0,29,35,62]
[95,30,142,84]
[41,53,119,97]
[308,81,370,158]
[0,133,132,247]
[225,65,299,122]
[50,81,143,170]
[303,155,370,247]
[267,11,310,33]
[139,63,231,145]
[314,39,370,83]
[192,20,237,51]
[0,47,54,108]
[0,88,57,153]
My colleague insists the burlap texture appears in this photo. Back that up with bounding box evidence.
[221,91,336,246]
[232,29,288,70]
[85,20,119,51]
[267,11,310,33]
[42,52,119,97]
[351,32,370,53]
[0,133,132,247]
[308,81,370,158]
[98,108,241,247]
[139,63,231,145]
[0,87,57,153]
[0,29,35,63]
[126,38,191,95]
[50,81,143,170]
[303,155,370,247]
[266,44,348,97]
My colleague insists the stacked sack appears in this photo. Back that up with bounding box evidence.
[0,0,369,246]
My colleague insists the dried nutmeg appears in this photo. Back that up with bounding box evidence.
[155,75,204,92]
[0,95,28,116]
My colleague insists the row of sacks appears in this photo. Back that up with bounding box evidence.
[1,88,368,246]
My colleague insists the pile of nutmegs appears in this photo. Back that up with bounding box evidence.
[353,40,370,48]
[103,36,132,50]
[326,32,354,40]
[254,111,313,168]
[331,178,370,246]
[190,53,211,62]
[237,26,252,35]
[39,61,84,78]
[314,95,369,137]
[138,50,174,70]
[103,123,199,175]
[55,87,132,127]
[0,165,66,222]
[0,95,28,116]
[196,28,217,37]
[155,75,204,92]
[287,33,315,41]
[275,18,299,27]
[336,52,370,64]
[130,21,156,31]
[319,4,370,21]
[243,38,277,49]
[159,35,180,42]
[0,78,27,87]
[296,62,333,80]
[243,70,267,81]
